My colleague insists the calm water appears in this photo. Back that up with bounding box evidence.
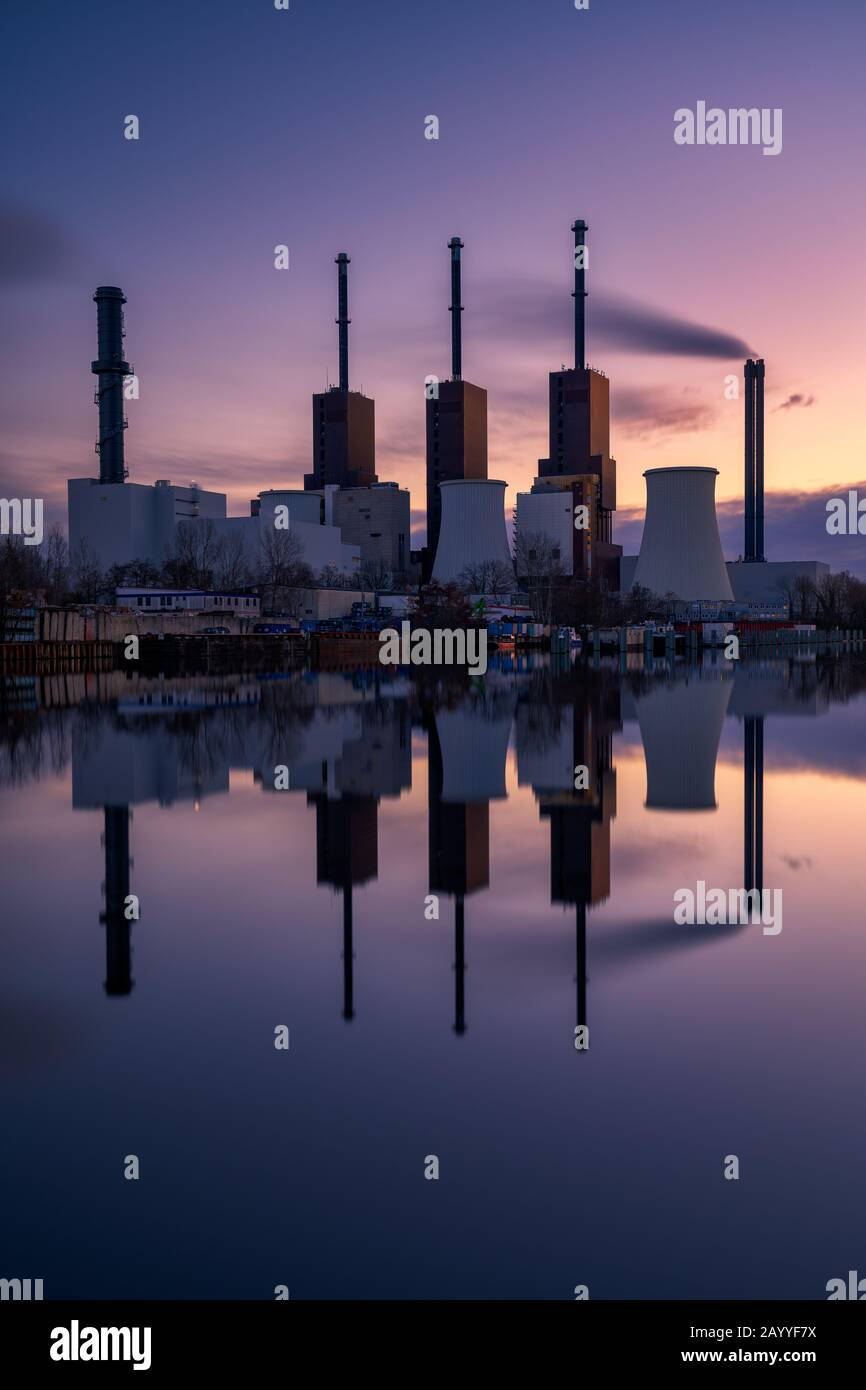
[2,655,865,1300]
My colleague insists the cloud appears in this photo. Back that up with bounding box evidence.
[613,386,716,439]
[0,202,79,284]
[775,393,815,411]
[472,274,753,360]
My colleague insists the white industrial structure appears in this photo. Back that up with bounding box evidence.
[431,479,512,584]
[514,489,573,574]
[632,467,734,602]
[68,478,226,571]
[69,478,359,578]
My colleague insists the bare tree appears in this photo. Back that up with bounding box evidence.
[69,538,104,602]
[457,558,514,596]
[515,530,563,623]
[358,557,394,592]
[316,562,356,590]
[257,527,312,613]
[214,531,251,590]
[164,520,218,590]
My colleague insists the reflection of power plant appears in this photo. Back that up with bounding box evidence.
[308,794,377,1021]
[743,715,764,901]
[517,678,620,1036]
[101,807,134,995]
[427,695,513,1033]
[635,672,733,811]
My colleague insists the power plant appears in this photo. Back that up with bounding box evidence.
[424,237,489,581]
[515,219,622,587]
[304,253,377,492]
[64,219,831,621]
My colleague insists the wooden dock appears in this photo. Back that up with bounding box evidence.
[0,641,116,674]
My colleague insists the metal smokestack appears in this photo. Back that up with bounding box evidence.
[448,236,464,380]
[744,358,766,561]
[572,219,588,371]
[335,253,350,392]
[91,286,130,484]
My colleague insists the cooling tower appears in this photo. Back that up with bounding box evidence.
[632,467,734,602]
[431,479,511,584]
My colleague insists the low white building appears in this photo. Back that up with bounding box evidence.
[116,588,260,615]
[211,488,359,579]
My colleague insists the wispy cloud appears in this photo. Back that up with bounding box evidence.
[613,386,716,439]
[775,392,815,411]
[0,202,79,284]
[471,274,753,360]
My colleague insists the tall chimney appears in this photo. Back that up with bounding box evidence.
[448,236,464,380]
[335,253,350,391]
[91,286,130,484]
[744,358,765,561]
[572,219,588,371]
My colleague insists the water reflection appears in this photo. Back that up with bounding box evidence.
[3,655,866,1298]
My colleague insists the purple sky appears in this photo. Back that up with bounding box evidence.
[1,0,864,569]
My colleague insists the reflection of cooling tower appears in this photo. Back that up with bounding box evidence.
[633,468,734,602]
[636,675,733,810]
[435,704,511,802]
[431,479,511,583]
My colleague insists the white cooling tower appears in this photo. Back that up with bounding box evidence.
[632,468,734,602]
[431,479,512,584]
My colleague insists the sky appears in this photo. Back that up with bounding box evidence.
[1,0,864,568]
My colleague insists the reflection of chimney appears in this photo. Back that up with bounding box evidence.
[311,793,377,1021]
[744,715,764,896]
[101,806,134,995]
[575,902,587,1040]
[744,358,766,562]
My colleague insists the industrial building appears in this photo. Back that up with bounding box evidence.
[632,467,734,603]
[621,358,829,611]
[431,479,512,585]
[515,221,622,587]
[424,238,489,580]
[68,475,227,571]
[68,287,359,580]
[209,489,359,577]
[304,253,376,492]
[327,481,412,579]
